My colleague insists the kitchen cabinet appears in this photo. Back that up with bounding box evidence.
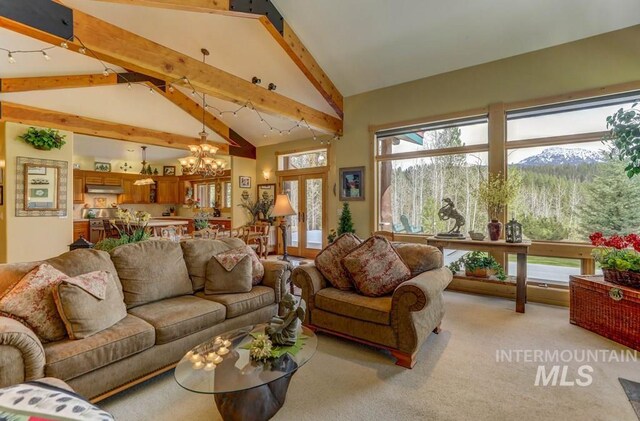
[84,173,122,186]
[156,178,179,204]
[118,176,151,204]
[73,171,85,204]
[73,221,90,242]
[134,183,151,204]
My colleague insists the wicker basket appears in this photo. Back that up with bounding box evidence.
[602,268,640,289]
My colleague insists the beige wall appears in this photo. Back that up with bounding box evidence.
[0,122,74,263]
[231,156,257,227]
[257,24,640,236]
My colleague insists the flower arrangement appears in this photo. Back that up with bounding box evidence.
[193,210,211,231]
[448,251,507,281]
[19,127,66,151]
[248,334,273,362]
[94,209,151,252]
[476,172,521,220]
[589,232,640,271]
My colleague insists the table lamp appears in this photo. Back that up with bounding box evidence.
[271,194,297,261]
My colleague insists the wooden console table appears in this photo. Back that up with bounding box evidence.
[425,237,531,313]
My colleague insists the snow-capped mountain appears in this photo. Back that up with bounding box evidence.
[516,147,604,166]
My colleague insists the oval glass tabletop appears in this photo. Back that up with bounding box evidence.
[174,324,317,394]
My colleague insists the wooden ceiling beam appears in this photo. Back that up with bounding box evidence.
[0,101,230,154]
[0,73,117,93]
[0,7,342,133]
[149,83,257,159]
[87,0,344,117]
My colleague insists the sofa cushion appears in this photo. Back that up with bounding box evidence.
[196,286,275,319]
[43,314,155,381]
[53,272,127,339]
[46,249,123,293]
[0,264,69,343]
[205,250,253,295]
[128,296,226,345]
[393,243,443,277]
[315,288,392,325]
[110,241,193,309]
[314,233,361,291]
[181,238,246,291]
[342,236,411,297]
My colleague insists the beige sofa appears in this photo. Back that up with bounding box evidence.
[0,238,290,401]
[293,243,451,368]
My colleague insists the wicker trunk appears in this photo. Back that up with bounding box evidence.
[570,275,640,351]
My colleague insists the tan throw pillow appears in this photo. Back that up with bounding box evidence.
[53,271,127,339]
[181,238,246,291]
[393,243,443,277]
[205,248,253,295]
[342,236,411,297]
[0,264,69,342]
[314,233,361,290]
[110,240,193,309]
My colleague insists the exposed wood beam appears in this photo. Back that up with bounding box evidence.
[0,73,117,93]
[86,0,344,117]
[0,6,342,134]
[149,84,257,159]
[260,18,343,117]
[0,101,229,154]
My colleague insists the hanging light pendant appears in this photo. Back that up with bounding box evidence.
[178,48,227,178]
[135,146,155,185]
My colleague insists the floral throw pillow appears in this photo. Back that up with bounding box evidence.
[0,264,69,342]
[342,236,411,297]
[315,233,362,290]
[245,245,265,286]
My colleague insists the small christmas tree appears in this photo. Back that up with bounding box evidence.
[337,202,355,235]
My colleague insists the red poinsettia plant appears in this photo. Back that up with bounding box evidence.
[589,232,640,272]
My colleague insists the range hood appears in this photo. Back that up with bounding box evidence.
[85,184,124,194]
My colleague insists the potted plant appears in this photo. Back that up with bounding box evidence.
[448,251,507,280]
[94,209,151,252]
[589,232,640,288]
[605,101,640,178]
[476,172,520,240]
[19,127,66,150]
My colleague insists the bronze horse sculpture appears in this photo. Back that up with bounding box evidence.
[437,198,465,236]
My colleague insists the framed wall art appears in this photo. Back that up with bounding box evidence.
[239,176,251,189]
[16,156,68,217]
[339,166,365,201]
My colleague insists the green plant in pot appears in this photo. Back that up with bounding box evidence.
[448,251,507,281]
[605,100,640,178]
[19,127,67,151]
[476,172,520,241]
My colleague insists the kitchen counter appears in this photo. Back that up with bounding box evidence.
[157,216,232,221]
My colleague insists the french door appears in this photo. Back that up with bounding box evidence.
[280,173,326,258]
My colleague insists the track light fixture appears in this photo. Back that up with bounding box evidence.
[268,83,277,91]
[252,76,261,84]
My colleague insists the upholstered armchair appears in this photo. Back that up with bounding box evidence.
[293,243,452,368]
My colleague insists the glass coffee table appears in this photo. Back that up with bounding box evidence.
[174,324,317,421]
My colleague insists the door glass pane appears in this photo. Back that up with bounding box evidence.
[306,178,323,250]
[208,184,216,208]
[283,180,299,248]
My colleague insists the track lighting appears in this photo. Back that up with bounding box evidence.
[42,51,50,61]
[268,83,277,91]
[252,76,261,84]
[7,52,15,63]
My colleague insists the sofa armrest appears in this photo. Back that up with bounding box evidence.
[391,267,452,353]
[261,260,291,304]
[0,317,46,385]
[292,264,327,324]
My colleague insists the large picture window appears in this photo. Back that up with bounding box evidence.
[376,116,488,234]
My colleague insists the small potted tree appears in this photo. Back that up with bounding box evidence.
[477,172,520,240]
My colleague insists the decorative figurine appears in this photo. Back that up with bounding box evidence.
[266,293,306,346]
[436,198,465,239]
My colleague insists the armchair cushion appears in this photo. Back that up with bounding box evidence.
[315,288,392,325]
[342,236,411,297]
[314,233,361,291]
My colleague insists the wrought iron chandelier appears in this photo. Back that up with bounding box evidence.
[178,48,227,178]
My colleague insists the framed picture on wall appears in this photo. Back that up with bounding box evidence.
[163,166,176,176]
[339,166,365,201]
[257,184,276,219]
[239,176,251,188]
[94,162,111,172]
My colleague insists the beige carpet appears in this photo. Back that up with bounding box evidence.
[100,291,639,420]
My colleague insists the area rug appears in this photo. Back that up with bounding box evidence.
[100,292,639,421]
[620,378,640,419]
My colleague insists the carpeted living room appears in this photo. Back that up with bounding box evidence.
[1,1,640,421]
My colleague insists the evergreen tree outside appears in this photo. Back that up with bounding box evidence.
[338,202,355,235]
[578,162,640,236]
